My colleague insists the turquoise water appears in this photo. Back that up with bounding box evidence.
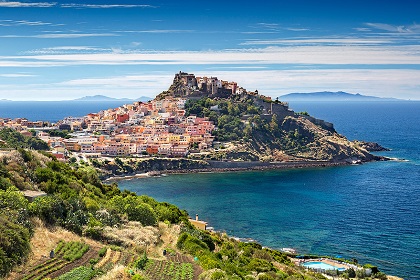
[119,101,420,279]
[303,261,345,271]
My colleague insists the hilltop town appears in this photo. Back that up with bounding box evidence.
[1,72,279,158]
[0,72,384,174]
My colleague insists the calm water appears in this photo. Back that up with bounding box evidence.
[0,101,130,122]
[119,102,420,279]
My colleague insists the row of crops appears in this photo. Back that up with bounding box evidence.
[142,259,194,280]
[20,240,197,280]
[21,241,90,280]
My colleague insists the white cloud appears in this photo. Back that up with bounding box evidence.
[34,33,118,38]
[255,23,280,30]
[0,19,54,26]
[0,1,156,8]
[1,33,118,39]
[250,23,309,32]
[116,29,194,34]
[0,1,56,7]
[240,38,393,46]
[354,27,371,32]
[284,27,309,32]
[60,74,173,88]
[3,45,419,66]
[23,46,111,54]
[0,73,35,77]
[365,23,420,33]
[60,3,156,9]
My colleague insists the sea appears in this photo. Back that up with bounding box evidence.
[119,101,420,279]
[0,101,131,123]
[1,100,419,279]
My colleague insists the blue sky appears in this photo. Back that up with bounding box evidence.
[0,0,419,100]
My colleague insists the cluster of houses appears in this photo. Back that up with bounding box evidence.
[50,96,217,159]
[0,94,217,160]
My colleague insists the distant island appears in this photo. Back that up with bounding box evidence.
[73,94,152,102]
[278,91,403,101]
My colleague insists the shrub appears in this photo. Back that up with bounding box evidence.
[125,203,157,226]
[182,235,209,255]
[374,272,387,280]
[0,215,31,277]
[346,268,356,278]
[98,247,107,258]
[133,253,148,270]
[211,270,227,280]
[363,263,379,274]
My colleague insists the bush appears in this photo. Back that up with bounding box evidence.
[133,253,148,270]
[98,247,107,257]
[125,202,157,226]
[363,263,379,274]
[346,268,356,278]
[177,233,209,255]
[211,270,227,280]
[0,215,31,277]
[374,272,387,280]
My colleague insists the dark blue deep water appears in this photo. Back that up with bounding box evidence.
[119,102,420,279]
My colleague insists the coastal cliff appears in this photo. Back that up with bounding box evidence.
[160,72,387,165]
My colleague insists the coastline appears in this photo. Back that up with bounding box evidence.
[102,157,407,279]
[103,159,353,182]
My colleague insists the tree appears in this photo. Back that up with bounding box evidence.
[125,202,157,226]
[269,114,278,132]
[0,215,31,277]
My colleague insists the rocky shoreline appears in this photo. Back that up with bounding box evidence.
[103,157,390,182]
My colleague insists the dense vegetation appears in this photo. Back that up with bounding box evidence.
[0,135,386,279]
[0,128,49,150]
[184,97,311,157]
[175,227,301,280]
[0,149,189,277]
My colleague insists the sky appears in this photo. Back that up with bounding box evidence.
[0,0,419,101]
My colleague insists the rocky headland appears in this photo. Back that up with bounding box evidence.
[93,72,389,178]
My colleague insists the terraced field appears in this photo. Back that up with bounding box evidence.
[18,241,96,280]
[142,252,202,280]
[16,239,197,280]
[94,248,134,272]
